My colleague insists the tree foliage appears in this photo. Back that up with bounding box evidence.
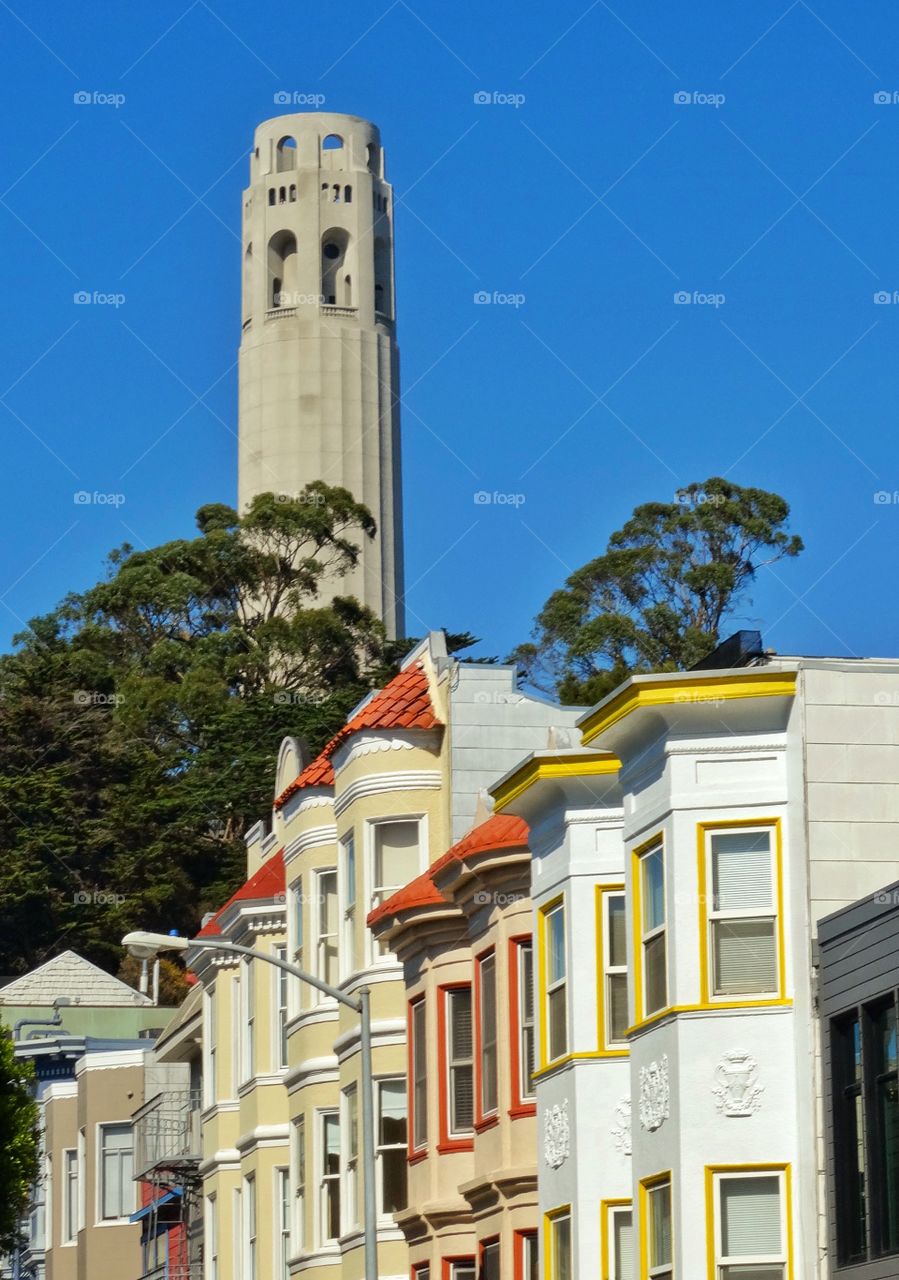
[0,486,395,975]
[0,1033,39,1254]
[510,478,803,704]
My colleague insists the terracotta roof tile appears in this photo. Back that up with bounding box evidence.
[367,814,529,927]
[274,662,440,810]
[197,849,285,937]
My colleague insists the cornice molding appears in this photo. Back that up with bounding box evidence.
[334,769,441,817]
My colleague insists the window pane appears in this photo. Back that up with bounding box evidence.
[719,1268,785,1280]
[481,1243,500,1280]
[319,873,337,932]
[344,835,356,907]
[712,831,773,911]
[523,1234,538,1280]
[874,1001,899,1074]
[878,1074,899,1250]
[720,1176,781,1257]
[649,1183,671,1266]
[553,1215,571,1280]
[547,907,566,983]
[548,986,567,1060]
[379,1080,407,1143]
[645,934,667,1015]
[480,957,497,1113]
[381,1146,407,1212]
[450,988,473,1058]
[642,848,665,932]
[613,1211,633,1278]
[375,821,419,888]
[323,1114,339,1172]
[609,973,629,1043]
[713,919,777,994]
[608,895,627,966]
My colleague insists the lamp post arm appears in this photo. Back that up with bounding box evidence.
[185,937,362,1013]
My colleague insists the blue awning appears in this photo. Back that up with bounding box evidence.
[129,1188,182,1223]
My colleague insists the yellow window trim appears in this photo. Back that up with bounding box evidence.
[631,833,669,1029]
[596,883,629,1057]
[537,894,566,1070]
[601,1197,632,1280]
[532,1049,607,1082]
[544,1204,572,1280]
[638,1171,673,1280]
[492,752,620,812]
[579,670,797,745]
[704,1163,793,1280]
[696,818,786,1006]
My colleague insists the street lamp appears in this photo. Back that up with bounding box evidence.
[123,930,379,1280]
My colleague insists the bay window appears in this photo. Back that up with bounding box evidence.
[411,998,428,1150]
[319,1110,340,1244]
[341,832,357,975]
[444,986,474,1138]
[377,1078,408,1213]
[514,939,536,1102]
[477,951,498,1118]
[99,1123,133,1220]
[705,826,779,998]
[711,1168,789,1279]
[371,819,421,954]
[600,887,628,1048]
[274,944,288,1069]
[315,870,338,988]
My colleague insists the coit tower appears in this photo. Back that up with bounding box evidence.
[238,112,404,637]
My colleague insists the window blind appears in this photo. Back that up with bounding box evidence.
[713,919,777,993]
[720,1176,782,1257]
[712,831,772,911]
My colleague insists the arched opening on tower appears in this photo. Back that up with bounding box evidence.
[344,185,352,203]
[276,136,297,172]
[321,230,350,306]
[322,134,343,150]
[268,230,298,309]
[243,244,253,324]
[374,236,391,318]
[366,143,379,174]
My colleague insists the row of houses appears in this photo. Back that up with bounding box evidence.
[12,628,899,1279]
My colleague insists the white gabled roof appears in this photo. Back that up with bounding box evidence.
[0,950,152,1007]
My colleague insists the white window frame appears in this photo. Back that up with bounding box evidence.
[342,1084,359,1232]
[544,899,568,1062]
[639,842,668,1019]
[243,1174,257,1280]
[230,972,241,1098]
[602,888,628,1049]
[445,985,474,1139]
[517,940,536,1101]
[317,1108,340,1246]
[241,957,255,1083]
[77,1130,86,1231]
[520,1231,538,1279]
[96,1121,134,1223]
[712,1168,788,1276]
[275,1167,290,1280]
[365,814,426,962]
[646,1178,673,1280]
[62,1147,78,1245]
[205,1194,217,1280]
[340,831,357,978]
[273,943,289,1071]
[313,868,338,995]
[376,1076,407,1218]
[449,1263,476,1280]
[289,876,304,1016]
[292,1115,305,1252]
[607,1203,633,1280]
[705,825,779,1000]
[232,1187,242,1280]
[411,998,427,1150]
[478,951,498,1117]
[204,984,217,1107]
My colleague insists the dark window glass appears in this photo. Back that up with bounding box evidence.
[873,1001,899,1253]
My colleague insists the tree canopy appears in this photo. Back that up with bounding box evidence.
[0,485,398,975]
[0,1033,38,1255]
[510,477,803,704]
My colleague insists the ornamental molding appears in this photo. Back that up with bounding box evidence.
[611,1098,632,1155]
[332,730,435,773]
[712,1049,765,1117]
[543,1099,570,1169]
[284,791,334,817]
[333,769,442,817]
[639,1056,670,1132]
[664,740,784,757]
[284,824,338,859]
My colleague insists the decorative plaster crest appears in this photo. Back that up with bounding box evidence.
[332,730,434,772]
[639,1056,670,1132]
[611,1098,632,1155]
[712,1049,764,1117]
[543,1099,570,1169]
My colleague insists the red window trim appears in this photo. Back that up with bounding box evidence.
[411,1263,431,1280]
[508,934,536,1118]
[474,947,499,1128]
[407,996,427,1162]
[514,1229,538,1280]
[437,981,474,1153]
[442,1257,476,1280]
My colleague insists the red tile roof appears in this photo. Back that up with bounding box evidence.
[197,848,285,937]
[367,814,529,927]
[274,661,440,810]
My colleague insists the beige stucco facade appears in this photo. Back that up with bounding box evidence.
[237,112,404,636]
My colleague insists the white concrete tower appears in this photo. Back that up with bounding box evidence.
[238,112,404,637]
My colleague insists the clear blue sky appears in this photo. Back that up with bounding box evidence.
[2,1,898,663]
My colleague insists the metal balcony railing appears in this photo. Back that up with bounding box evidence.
[140,1265,204,1280]
[133,1088,202,1179]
